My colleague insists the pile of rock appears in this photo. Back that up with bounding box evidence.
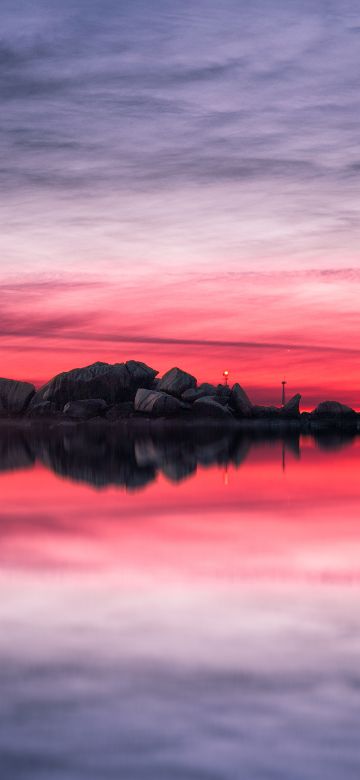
[0,361,357,427]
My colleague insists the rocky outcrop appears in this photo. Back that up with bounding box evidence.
[230,383,252,417]
[182,383,217,403]
[0,378,35,414]
[30,361,158,409]
[280,394,301,417]
[158,367,196,397]
[193,396,233,418]
[105,402,135,421]
[27,401,58,418]
[252,405,280,418]
[63,399,108,419]
[215,384,232,405]
[134,388,187,417]
[312,401,356,417]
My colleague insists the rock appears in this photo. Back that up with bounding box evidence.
[134,389,187,417]
[63,399,108,419]
[182,383,217,403]
[312,400,356,417]
[193,396,233,418]
[27,401,58,418]
[215,384,232,405]
[105,402,135,421]
[279,393,301,417]
[230,383,252,417]
[252,405,281,418]
[30,361,158,409]
[158,367,196,397]
[0,378,35,414]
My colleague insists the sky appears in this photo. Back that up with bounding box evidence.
[1,0,360,406]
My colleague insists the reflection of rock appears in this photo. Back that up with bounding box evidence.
[0,430,35,473]
[193,396,233,418]
[0,422,358,489]
[314,430,357,451]
[134,389,187,416]
[230,384,252,417]
[0,378,35,414]
[31,361,158,409]
[161,457,197,483]
[63,399,108,419]
[158,367,196,397]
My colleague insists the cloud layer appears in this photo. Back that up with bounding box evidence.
[0,1,360,401]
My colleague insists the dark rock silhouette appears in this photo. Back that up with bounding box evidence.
[215,384,232,405]
[31,360,158,409]
[230,383,253,417]
[312,400,356,417]
[27,401,58,418]
[182,383,217,402]
[252,404,280,418]
[193,396,233,418]
[0,378,35,414]
[0,361,358,430]
[158,366,196,397]
[280,394,301,417]
[134,388,187,416]
[105,402,135,420]
[63,399,108,419]
[0,422,356,490]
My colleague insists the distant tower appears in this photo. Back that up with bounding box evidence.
[223,369,229,386]
[281,379,287,406]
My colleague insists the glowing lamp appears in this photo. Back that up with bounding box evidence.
[223,369,229,386]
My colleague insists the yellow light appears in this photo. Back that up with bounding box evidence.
[223,370,229,376]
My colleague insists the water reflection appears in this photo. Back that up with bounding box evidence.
[1,428,360,779]
[0,422,357,488]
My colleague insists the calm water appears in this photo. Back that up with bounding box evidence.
[1,425,360,779]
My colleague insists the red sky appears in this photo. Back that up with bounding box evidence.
[1,267,359,408]
[1,4,360,409]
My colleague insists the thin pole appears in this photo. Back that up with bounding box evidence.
[281,380,286,406]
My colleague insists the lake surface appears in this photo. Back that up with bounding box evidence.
[1,425,360,779]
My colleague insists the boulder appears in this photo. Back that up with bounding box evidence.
[252,405,281,418]
[230,383,252,417]
[63,399,108,419]
[105,402,135,421]
[158,367,196,397]
[30,361,158,409]
[134,388,187,417]
[27,401,58,418]
[0,378,35,414]
[312,401,356,417]
[193,396,233,418]
[215,384,232,405]
[182,383,217,403]
[279,393,301,417]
